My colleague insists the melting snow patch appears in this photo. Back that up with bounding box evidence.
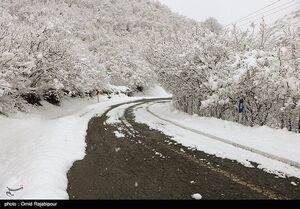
[154,151,164,158]
[114,131,125,138]
[191,193,202,200]
[291,182,297,186]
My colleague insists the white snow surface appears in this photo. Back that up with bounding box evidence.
[107,84,130,93]
[191,193,202,200]
[106,85,170,124]
[114,131,125,138]
[134,85,172,97]
[134,101,300,179]
[0,95,142,199]
[291,182,298,186]
[106,103,138,124]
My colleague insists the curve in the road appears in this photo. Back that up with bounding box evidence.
[143,101,300,171]
[120,101,288,199]
[68,98,300,199]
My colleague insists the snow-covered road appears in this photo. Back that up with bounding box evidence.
[134,101,300,179]
[1,95,299,199]
[68,99,300,199]
[0,96,145,199]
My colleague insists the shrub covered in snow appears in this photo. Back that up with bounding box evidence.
[0,0,188,113]
[150,10,300,132]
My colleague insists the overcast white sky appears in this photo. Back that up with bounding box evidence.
[157,0,300,27]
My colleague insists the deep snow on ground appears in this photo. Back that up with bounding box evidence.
[0,94,142,199]
[0,85,170,199]
[134,101,300,179]
[134,85,172,97]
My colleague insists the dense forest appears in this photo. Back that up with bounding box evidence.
[0,0,299,132]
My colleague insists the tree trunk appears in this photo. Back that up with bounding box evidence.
[288,115,292,132]
[298,113,300,133]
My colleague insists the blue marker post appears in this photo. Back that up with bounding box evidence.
[239,98,244,113]
[238,97,244,123]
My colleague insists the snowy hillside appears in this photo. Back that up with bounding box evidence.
[0,0,300,201]
[0,0,194,114]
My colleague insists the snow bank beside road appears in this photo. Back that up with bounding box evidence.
[135,85,172,97]
[0,95,138,199]
[106,103,138,124]
[134,101,300,179]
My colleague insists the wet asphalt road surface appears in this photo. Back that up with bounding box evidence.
[67,99,300,199]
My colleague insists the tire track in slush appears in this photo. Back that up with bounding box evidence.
[144,101,300,170]
[68,98,292,199]
[118,100,287,199]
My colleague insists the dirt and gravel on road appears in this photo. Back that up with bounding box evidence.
[67,99,300,200]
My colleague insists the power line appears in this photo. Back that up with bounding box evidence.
[225,0,298,28]
[235,0,298,25]
[238,3,299,27]
[227,0,281,26]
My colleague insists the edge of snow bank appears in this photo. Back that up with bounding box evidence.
[134,101,300,179]
[0,95,141,199]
